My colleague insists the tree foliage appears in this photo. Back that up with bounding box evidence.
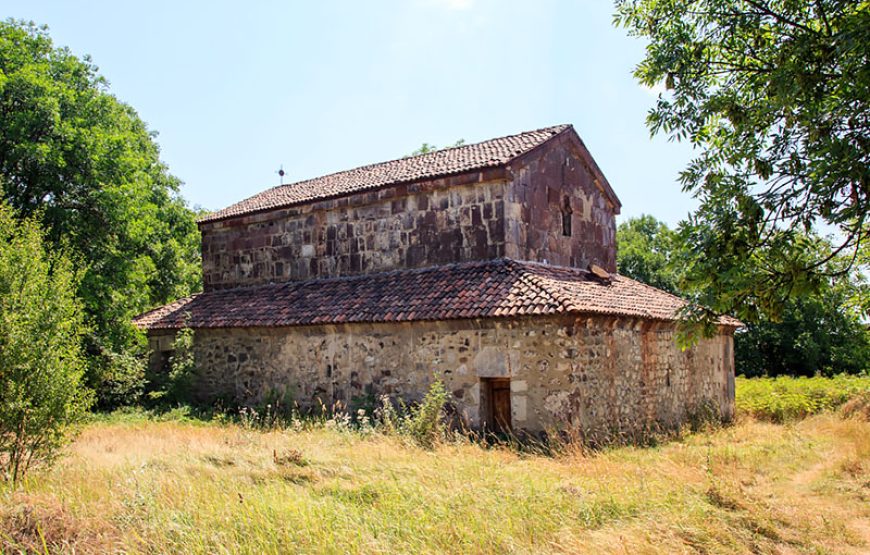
[617,215,870,376]
[616,215,681,294]
[736,281,870,376]
[614,1,870,324]
[0,202,92,483]
[407,139,466,157]
[0,20,202,406]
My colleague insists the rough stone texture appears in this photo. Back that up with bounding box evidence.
[145,128,735,438]
[200,173,510,291]
[199,135,619,291]
[505,133,618,272]
[148,316,734,435]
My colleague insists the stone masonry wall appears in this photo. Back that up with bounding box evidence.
[199,136,620,291]
[148,316,735,435]
[200,175,509,291]
[504,134,618,272]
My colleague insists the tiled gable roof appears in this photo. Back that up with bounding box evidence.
[199,125,571,223]
[133,259,742,330]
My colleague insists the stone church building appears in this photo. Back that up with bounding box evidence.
[135,124,740,436]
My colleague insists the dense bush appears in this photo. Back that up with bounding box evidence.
[395,380,449,449]
[736,375,870,422]
[0,204,92,482]
[145,325,197,406]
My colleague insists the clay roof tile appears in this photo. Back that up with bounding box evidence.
[133,259,743,331]
[200,125,571,223]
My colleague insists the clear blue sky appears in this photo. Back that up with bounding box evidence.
[6,0,698,226]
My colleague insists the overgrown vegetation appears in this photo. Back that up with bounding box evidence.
[1,397,867,553]
[0,203,92,483]
[217,381,452,450]
[736,374,870,422]
[144,324,197,406]
[379,381,449,449]
[0,20,203,408]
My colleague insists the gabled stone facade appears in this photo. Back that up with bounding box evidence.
[199,128,618,290]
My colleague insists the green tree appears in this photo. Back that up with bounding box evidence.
[735,282,870,377]
[0,202,92,483]
[614,1,870,326]
[617,215,870,376]
[616,214,681,294]
[407,139,466,157]
[730,232,870,376]
[0,20,202,406]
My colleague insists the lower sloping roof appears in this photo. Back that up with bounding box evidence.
[133,259,742,330]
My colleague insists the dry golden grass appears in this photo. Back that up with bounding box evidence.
[1,413,868,554]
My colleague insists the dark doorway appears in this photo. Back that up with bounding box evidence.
[159,350,174,373]
[482,378,512,434]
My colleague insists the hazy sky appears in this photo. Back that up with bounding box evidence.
[6,0,698,226]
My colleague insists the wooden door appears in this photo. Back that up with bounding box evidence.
[487,378,512,434]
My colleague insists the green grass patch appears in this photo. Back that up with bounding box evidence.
[736,374,870,422]
[2,411,869,553]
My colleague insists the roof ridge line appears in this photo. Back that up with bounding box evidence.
[199,124,572,224]
[234,125,570,197]
[287,124,571,189]
[396,123,570,164]
[134,257,737,331]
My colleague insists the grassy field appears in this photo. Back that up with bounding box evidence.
[1,380,869,554]
[736,375,870,422]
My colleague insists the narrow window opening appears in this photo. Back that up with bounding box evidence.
[561,196,573,237]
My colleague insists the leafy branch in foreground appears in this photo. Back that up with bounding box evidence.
[614,0,870,326]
